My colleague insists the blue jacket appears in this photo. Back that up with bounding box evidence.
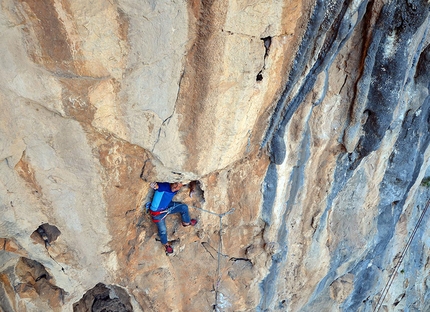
[150,183,177,211]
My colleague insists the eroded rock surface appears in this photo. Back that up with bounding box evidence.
[0,0,429,311]
[73,283,133,312]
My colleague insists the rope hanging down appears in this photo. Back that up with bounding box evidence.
[374,199,430,312]
[190,205,235,311]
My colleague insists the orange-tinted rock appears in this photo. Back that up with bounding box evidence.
[15,282,38,299]
[1,0,430,311]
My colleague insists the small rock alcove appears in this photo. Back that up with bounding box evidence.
[73,283,133,312]
[189,180,205,202]
[30,223,61,246]
[15,257,65,309]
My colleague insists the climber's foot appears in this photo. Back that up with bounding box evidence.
[165,244,173,254]
[182,219,198,227]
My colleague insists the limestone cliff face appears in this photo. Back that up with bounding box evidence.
[0,0,429,311]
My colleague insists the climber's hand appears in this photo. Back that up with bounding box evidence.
[150,182,158,190]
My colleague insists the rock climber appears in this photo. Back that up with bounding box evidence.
[148,182,197,254]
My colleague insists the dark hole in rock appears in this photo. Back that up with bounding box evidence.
[35,273,47,282]
[361,110,370,125]
[256,71,263,81]
[262,36,272,52]
[31,223,61,245]
[189,180,205,203]
[73,283,133,312]
[393,293,405,306]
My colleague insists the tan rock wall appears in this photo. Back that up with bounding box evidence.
[1,0,430,311]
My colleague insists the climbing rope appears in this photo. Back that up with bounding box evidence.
[374,199,430,312]
[190,205,235,311]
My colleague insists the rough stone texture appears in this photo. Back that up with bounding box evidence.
[0,0,429,311]
[73,283,133,312]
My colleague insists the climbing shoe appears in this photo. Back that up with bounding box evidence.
[182,219,198,227]
[165,244,173,254]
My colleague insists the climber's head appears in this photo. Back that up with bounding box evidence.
[170,182,183,192]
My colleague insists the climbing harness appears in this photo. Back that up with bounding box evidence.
[149,209,169,223]
[148,202,184,223]
[374,199,430,312]
[190,205,235,311]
